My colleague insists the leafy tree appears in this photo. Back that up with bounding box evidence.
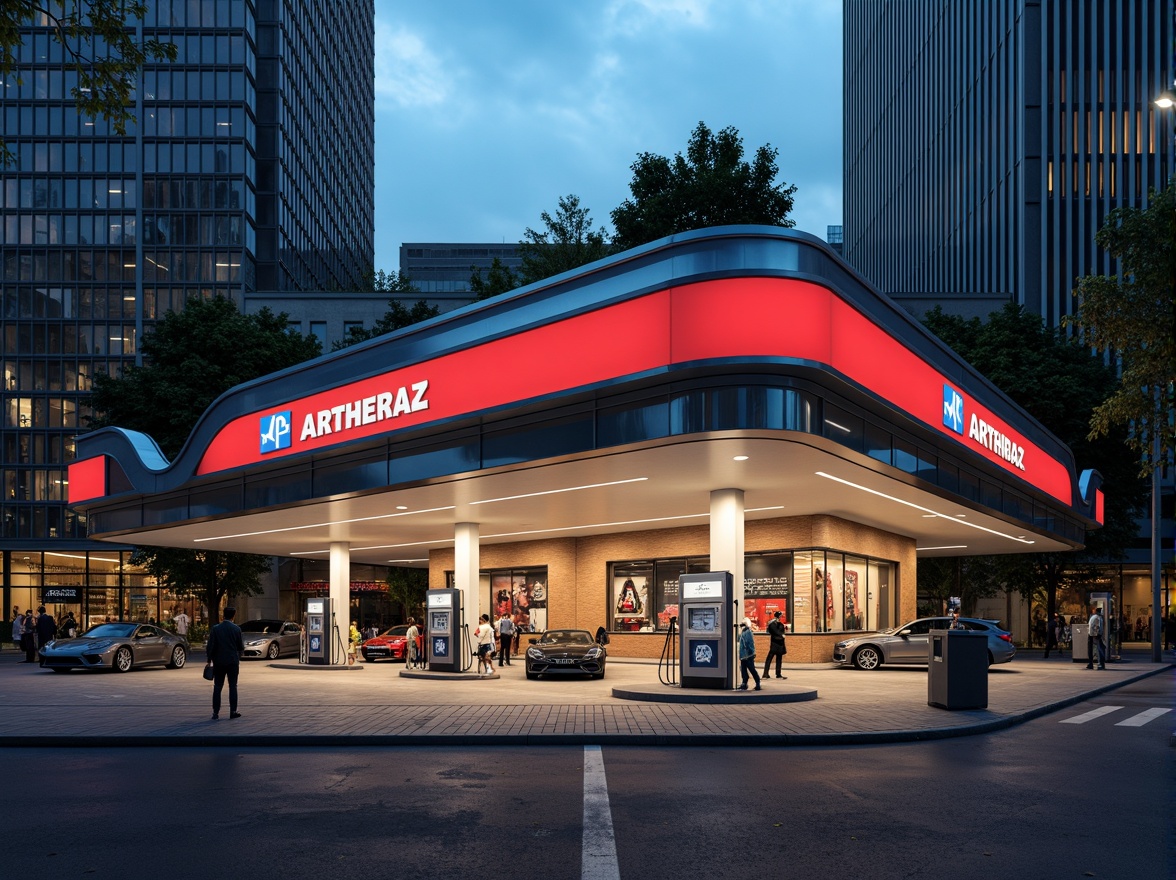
[333,299,440,349]
[88,296,321,623]
[518,194,613,284]
[916,556,1004,617]
[361,268,416,293]
[922,303,1148,621]
[1070,179,1175,475]
[385,567,428,623]
[468,257,519,300]
[89,296,322,458]
[1,1,176,163]
[610,121,797,251]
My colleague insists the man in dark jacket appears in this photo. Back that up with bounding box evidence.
[762,610,788,679]
[35,606,56,666]
[206,606,245,720]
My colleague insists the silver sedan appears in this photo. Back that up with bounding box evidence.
[39,622,189,673]
[833,617,1016,669]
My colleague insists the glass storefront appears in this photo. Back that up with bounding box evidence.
[609,549,897,634]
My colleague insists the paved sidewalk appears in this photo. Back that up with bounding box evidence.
[0,648,1169,747]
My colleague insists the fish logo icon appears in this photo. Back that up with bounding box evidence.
[942,385,964,435]
[260,410,292,453]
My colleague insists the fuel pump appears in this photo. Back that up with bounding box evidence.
[678,571,734,689]
[304,597,331,665]
[425,588,464,672]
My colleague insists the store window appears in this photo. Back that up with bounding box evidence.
[742,552,792,632]
[476,567,548,636]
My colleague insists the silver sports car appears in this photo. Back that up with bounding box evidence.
[39,622,189,673]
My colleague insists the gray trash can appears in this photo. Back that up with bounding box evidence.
[1070,623,1089,663]
[927,629,988,710]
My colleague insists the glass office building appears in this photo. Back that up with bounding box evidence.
[1,0,374,628]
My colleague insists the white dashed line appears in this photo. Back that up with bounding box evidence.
[582,745,621,880]
[1114,707,1173,727]
[1060,706,1123,724]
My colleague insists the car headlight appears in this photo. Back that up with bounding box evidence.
[585,647,602,658]
[526,647,543,659]
[245,638,266,646]
[835,640,850,649]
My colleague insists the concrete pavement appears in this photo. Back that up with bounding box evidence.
[0,646,1170,747]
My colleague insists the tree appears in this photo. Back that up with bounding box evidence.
[1,1,176,164]
[333,300,440,349]
[385,567,428,623]
[610,121,797,251]
[922,303,1148,621]
[88,296,322,622]
[916,556,1004,617]
[89,296,322,458]
[1070,179,1175,475]
[518,194,613,284]
[468,257,519,300]
[361,268,416,293]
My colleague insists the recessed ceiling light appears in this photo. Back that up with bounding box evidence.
[733,455,749,461]
[395,505,408,510]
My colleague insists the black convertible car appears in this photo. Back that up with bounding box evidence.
[525,629,606,680]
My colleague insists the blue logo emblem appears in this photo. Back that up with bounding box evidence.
[260,410,292,453]
[942,385,964,434]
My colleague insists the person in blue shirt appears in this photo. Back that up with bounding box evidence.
[737,619,762,691]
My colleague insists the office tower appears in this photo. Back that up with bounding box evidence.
[1,0,374,623]
[843,0,1173,326]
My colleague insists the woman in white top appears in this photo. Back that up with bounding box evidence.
[475,614,496,674]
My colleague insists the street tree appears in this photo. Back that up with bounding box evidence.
[610,121,797,251]
[1070,179,1175,475]
[922,303,1147,622]
[333,285,440,349]
[1,1,176,163]
[88,296,321,622]
[385,566,428,623]
[517,194,612,284]
[469,257,519,300]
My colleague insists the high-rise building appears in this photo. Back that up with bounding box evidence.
[842,0,1174,636]
[843,0,1173,326]
[1,1,375,626]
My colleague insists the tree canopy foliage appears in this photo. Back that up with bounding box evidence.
[1071,179,1175,475]
[333,297,441,349]
[920,303,1148,617]
[1,1,176,163]
[610,121,797,251]
[518,194,612,284]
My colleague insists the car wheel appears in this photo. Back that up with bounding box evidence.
[168,645,187,668]
[853,646,882,670]
[266,642,280,660]
[113,646,133,673]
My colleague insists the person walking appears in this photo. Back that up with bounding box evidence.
[474,614,496,675]
[762,610,788,679]
[1043,611,1060,659]
[205,606,245,720]
[737,618,762,691]
[1085,606,1106,670]
[497,611,514,666]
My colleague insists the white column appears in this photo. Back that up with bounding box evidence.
[329,542,350,665]
[454,523,480,631]
[710,488,745,622]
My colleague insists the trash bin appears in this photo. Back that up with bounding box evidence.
[1070,623,1089,663]
[927,629,988,710]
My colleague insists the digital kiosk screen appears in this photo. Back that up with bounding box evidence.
[431,611,449,631]
[687,607,717,633]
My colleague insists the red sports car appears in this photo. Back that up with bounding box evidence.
[360,625,416,662]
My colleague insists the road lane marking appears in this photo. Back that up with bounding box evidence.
[1060,706,1122,724]
[1114,707,1173,727]
[582,745,621,880]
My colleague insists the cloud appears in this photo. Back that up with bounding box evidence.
[374,21,451,108]
[603,0,714,36]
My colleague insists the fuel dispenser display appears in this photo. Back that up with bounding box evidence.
[678,571,734,689]
[426,588,463,672]
[304,597,331,665]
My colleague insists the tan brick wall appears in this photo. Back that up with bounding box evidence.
[428,514,917,663]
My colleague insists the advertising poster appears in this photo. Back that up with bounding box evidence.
[613,575,650,631]
[844,570,861,630]
[510,571,548,634]
[744,556,791,631]
[657,566,681,629]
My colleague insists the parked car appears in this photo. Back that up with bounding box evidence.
[239,619,303,660]
[525,629,607,680]
[834,616,1015,670]
[361,624,414,662]
[39,622,189,673]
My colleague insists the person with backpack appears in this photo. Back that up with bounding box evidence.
[1085,606,1106,670]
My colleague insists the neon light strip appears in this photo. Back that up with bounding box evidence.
[194,506,457,542]
[815,471,1034,544]
[469,477,648,505]
[916,545,969,551]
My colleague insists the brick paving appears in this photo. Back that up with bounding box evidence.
[0,648,1169,747]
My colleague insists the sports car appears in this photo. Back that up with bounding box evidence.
[833,616,1016,670]
[360,624,414,662]
[39,622,189,673]
[525,629,606,680]
[239,619,303,659]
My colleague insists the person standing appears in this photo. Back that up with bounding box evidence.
[34,606,57,666]
[1043,612,1060,658]
[1085,606,1106,670]
[21,609,38,662]
[10,609,22,656]
[497,612,515,666]
[205,606,245,720]
[737,619,762,691]
[173,610,190,639]
[405,617,420,667]
[762,610,788,679]
[474,614,496,675]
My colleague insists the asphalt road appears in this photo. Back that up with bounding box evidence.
[7,675,1171,880]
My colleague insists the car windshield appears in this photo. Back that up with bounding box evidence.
[378,626,411,637]
[240,620,282,633]
[82,623,136,638]
[538,630,592,645]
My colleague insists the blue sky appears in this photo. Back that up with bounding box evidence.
[372,0,843,271]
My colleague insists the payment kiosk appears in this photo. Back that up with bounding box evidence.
[304,597,332,665]
[678,571,734,689]
[425,588,463,672]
